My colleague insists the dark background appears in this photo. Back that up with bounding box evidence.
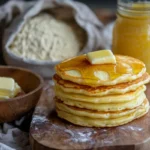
[0,0,117,9]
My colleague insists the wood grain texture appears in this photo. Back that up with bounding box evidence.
[0,66,43,122]
[30,83,150,150]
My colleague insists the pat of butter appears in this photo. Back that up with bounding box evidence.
[0,77,21,99]
[0,77,15,97]
[86,50,116,65]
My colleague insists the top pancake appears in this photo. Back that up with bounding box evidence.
[53,72,150,96]
[55,54,146,86]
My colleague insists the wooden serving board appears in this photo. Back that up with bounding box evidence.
[30,83,150,150]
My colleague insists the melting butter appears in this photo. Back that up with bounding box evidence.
[94,71,109,81]
[65,70,81,77]
[86,50,116,65]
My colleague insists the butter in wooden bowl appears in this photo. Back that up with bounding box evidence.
[0,77,24,100]
[54,50,150,127]
[0,66,43,123]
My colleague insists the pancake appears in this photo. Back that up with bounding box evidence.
[55,55,146,87]
[53,72,150,96]
[56,99,148,119]
[56,92,146,111]
[56,99,149,127]
[54,52,150,127]
[55,85,146,103]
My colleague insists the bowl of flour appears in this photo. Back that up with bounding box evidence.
[4,13,82,78]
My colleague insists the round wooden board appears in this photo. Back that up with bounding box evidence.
[30,83,150,150]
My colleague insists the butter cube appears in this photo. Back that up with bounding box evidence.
[87,50,116,65]
[0,77,15,97]
[0,77,22,99]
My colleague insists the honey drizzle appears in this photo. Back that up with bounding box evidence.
[57,55,145,82]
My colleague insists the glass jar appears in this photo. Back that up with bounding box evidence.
[112,0,150,73]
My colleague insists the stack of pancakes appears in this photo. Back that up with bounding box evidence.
[53,54,150,127]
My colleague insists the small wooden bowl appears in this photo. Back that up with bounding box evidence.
[0,66,43,123]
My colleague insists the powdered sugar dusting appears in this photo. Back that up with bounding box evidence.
[65,129,96,143]
[32,115,47,124]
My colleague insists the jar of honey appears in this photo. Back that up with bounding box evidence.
[112,0,150,73]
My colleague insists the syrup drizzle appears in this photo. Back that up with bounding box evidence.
[56,55,145,82]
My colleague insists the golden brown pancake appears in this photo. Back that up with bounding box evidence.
[56,99,149,127]
[53,72,150,96]
[56,99,148,119]
[55,85,146,103]
[55,55,146,86]
[55,92,145,111]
